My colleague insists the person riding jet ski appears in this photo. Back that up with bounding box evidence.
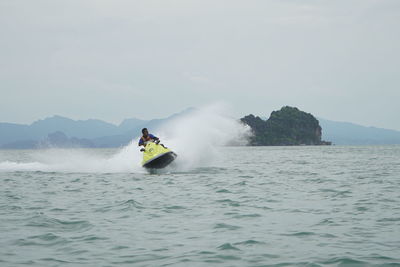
[138,128,159,147]
[138,128,177,169]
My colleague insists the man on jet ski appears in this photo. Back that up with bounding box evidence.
[139,128,159,147]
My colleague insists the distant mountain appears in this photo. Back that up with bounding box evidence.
[0,108,195,149]
[118,118,148,132]
[38,131,95,148]
[29,115,121,139]
[1,131,96,149]
[0,123,31,146]
[0,139,38,149]
[0,115,121,147]
[319,119,400,145]
[1,108,400,148]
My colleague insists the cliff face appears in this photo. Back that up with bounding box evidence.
[241,106,330,146]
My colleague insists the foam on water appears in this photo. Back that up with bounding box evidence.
[0,143,143,173]
[0,161,51,172]
[0,104,250,173]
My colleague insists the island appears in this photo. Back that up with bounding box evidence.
[240,106,331,146]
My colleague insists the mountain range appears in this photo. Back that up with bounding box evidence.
[0,109,193,149]
[318,119,400,145]
[1,108,400,148]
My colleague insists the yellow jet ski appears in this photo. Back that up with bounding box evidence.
[141,141,177,169]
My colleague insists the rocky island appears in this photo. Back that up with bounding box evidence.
[241,106,331,146]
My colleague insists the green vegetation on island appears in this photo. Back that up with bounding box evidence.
[241,106,331,146]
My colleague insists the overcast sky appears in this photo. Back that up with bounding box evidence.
[1,0,399,129]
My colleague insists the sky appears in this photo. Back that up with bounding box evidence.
[1,0,399,130]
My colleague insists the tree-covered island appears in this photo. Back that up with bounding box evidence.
[241,106,332,146]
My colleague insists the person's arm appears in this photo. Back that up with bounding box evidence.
[138,138,144,146]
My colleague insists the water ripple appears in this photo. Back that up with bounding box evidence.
[25,214,93,232]
[217,243,240,251]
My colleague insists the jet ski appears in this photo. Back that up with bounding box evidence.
[141,140,177,169]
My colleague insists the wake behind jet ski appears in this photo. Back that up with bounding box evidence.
[138,128,177,169]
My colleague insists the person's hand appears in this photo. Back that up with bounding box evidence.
[140,148,145,152]
[155,139,160,144]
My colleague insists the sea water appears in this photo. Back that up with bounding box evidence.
[0,145,399,266]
